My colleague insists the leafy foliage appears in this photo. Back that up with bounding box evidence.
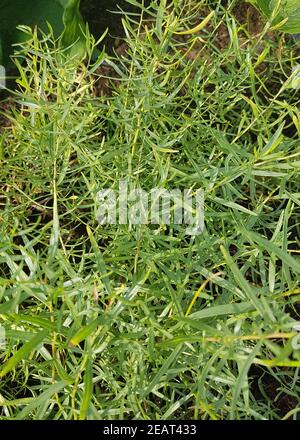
[0,0,300,421]
[0,0,84,66]
[251,0,300,33]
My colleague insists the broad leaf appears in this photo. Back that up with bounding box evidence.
[251,0,300,33]
[0,0,85,66]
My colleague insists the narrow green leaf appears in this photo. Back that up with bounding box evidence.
[69,316,104,347]
[15,381,67,420]
[230,343,262,419]
[187,301,254,320]
[0,330,49,378]
[244,230,300,274]
[79,358,94,420]
[87,225,112,295]
[213,197,257,216]
[221,245,266,317]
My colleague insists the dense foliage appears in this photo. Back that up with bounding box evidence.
[0,0,300,421]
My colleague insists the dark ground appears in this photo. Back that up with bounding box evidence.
[80,0,150,51]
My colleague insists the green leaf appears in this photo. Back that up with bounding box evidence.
[221,245,273,320]
[87,225,112,295]
[243,230,300,274]
[0,330,49,378]
[69,315,104,347]
[79,358,94,420]
[230,342,262,419]
[0,0,64,65]
[15,381,67,420]
[0,0,85,66]
[187,301,255,321]
[61,0,86,58]
[252,0,300,33]
[213,197,258,216]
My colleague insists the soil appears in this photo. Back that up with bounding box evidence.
[250,365,299,419]
[80,0,150,52]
